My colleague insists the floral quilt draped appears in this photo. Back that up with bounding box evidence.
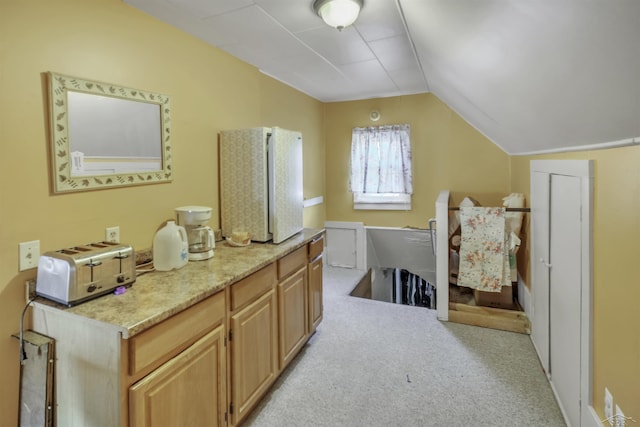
[457,207,511,292]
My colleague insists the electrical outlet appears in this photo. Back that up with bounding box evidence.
[605,387,614,426]
[19,240,40,271]
[25,280,37,304]
[105,226,120,243]
[615,404,625,427]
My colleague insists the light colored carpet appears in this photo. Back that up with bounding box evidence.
[243,266,566,427]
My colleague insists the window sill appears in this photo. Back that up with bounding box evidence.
[353,193,411,210]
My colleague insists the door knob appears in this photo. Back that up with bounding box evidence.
[539,258,552,268]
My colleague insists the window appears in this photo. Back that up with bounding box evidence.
[350,124,412,210]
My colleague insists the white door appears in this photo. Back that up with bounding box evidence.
[549,173,582,427]
[324,221,365,270]
[531,171,550,371]
[530,160,594,427]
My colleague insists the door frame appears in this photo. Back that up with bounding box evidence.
[435,190,450,321]
[530,159,599,426]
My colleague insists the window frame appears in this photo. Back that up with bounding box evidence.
[353,192,411,210]
[350,124,412,211]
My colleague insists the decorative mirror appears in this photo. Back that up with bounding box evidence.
[47,72,172,193]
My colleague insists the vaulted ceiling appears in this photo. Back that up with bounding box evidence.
[124,0,640,155]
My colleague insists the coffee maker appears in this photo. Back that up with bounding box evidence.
[175,206,215,261]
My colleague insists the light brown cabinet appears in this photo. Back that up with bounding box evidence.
[228,264,278,426]
[277,246,309,372]
[32,233,324,427]
[128,291,227,427]
[308,235,324,333]
[129,326,227,427]
[278,263,308,369]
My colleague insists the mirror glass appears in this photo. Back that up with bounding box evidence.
[48,72,172,193]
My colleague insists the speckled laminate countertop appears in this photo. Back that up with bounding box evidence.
[33,228,323,338]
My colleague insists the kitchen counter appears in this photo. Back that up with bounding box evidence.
[33,228,323,338]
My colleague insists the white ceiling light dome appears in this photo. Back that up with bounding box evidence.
[313,0,363,31]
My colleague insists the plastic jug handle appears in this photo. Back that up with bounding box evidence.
[178,225,188,241]
[207,228,214,248]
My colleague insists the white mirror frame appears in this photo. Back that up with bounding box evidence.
[48,72,172,193]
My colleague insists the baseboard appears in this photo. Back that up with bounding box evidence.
[586,405,604,427]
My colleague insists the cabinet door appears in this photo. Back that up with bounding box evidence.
[278,267,308,369]
[129,326,227,427]
[230,289,278,425]
[308,255,323,333]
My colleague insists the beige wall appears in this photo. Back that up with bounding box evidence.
[0,1,324,423]
[510,147,640,421]
[323,94,511,227]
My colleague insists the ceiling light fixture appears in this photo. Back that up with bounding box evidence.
[313,0,363,31]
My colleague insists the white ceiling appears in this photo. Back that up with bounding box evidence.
[124,0,640,155]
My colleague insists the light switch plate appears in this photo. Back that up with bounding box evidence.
[19,240,40,271]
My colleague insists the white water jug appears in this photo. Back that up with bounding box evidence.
[153,221,189,271]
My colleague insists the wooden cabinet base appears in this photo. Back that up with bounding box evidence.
[32,234,324,427]
[129,326,227,427]
[308,255,323,333]
[278,267,308,370]
[229,288,278,426]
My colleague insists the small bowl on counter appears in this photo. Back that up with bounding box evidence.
[226,237,251,247]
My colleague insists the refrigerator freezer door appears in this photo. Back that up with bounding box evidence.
[220,128,271,242]
[269,128,303,243]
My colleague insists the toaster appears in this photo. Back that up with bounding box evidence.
[36,242,136,306]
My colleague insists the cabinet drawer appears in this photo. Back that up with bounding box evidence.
[129,291,225,377]
[308,235,324,261]
[129,326,226,427]
[277,246,306,280]
[230,263,276,311]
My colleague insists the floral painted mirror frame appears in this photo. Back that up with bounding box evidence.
[48,72,172,193]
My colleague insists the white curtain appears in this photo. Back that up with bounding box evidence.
[350,124,412,194]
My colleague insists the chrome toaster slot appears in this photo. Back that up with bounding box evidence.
[36,242,136,306]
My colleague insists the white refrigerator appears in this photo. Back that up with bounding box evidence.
[219,127,303,244]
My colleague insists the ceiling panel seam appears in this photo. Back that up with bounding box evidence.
[396,0,430,92]
[254,3,348,80]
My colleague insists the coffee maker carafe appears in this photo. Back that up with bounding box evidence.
[175,206,215,261]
